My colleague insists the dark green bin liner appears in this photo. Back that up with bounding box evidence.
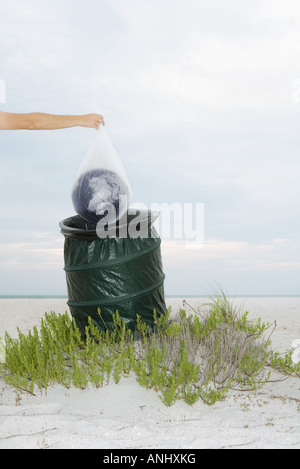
[59,214,166,333]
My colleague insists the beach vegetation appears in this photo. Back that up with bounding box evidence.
[0,294,299,406]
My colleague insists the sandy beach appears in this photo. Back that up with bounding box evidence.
[0,296,299,449]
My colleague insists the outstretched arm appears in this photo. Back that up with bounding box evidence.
[0,112,105,130]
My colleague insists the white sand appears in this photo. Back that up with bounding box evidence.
[0,297,299,449]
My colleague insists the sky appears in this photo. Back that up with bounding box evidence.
[0,0,299,296]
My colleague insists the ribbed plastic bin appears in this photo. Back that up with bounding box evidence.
[59,211,166,334]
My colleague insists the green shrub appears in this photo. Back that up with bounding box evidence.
[0,295,299,406]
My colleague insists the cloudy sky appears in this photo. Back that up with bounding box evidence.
[0,0,299,296]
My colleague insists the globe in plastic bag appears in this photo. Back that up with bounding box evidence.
[72,125,132,226]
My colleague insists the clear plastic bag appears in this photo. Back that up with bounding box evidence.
[72,125,132,226]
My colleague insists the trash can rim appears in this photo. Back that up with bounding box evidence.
[59,210,160,240]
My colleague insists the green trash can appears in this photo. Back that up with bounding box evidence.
[59,211,166,334]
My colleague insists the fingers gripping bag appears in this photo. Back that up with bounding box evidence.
[72,125,132,226]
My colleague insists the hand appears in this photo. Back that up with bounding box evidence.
[81,113,105,129]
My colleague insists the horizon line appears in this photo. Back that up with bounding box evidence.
[0,294,299,299]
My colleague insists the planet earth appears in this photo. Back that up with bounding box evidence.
[72,168,129,225]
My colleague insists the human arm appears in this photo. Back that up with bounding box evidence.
[0,111,105,130]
